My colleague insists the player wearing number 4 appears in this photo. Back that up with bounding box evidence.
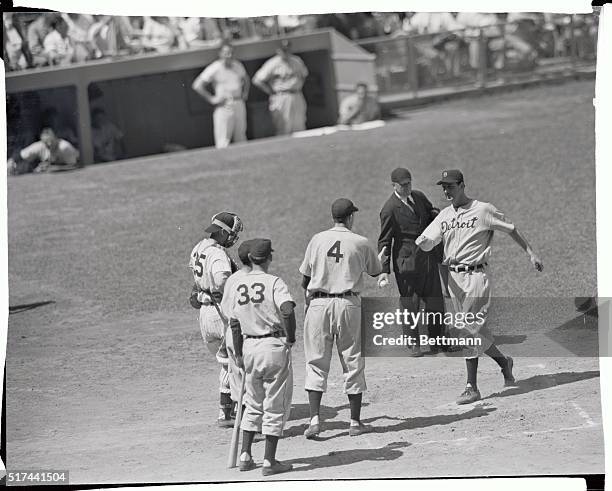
[415,170,544,404]
[300,198,388,438]
[189,212,244,427]
[228,239,297,476]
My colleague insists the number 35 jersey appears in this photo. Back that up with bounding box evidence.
[189,238,233,294]
[299,225,382,296]
[226,271,295,337]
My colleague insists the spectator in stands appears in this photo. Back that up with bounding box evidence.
[7,128,79,175]
[43,16,75,66]
[253,39,309,135]
[454,12,501,69]
[4,13,28,71]
[61,13,95,62]
[91,108,126,163]
[338,82,381,125]
[41,107,79,147]
[27,13,58,67]
[142,16,180,53]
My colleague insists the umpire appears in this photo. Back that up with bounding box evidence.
[377,168,445,355]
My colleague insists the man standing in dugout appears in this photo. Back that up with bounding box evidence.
[378,167,446,355]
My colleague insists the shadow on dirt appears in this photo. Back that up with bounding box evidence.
[284,405,496,440]
[286,441,411,472]
[485,370,600,400]
[9,300,56,314]
[288,402,370,422]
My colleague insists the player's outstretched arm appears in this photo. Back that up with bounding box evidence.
[508,227,544,272]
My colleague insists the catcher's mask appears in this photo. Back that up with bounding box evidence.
[205,212,243,248]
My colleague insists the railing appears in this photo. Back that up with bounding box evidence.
[357,16,598,96]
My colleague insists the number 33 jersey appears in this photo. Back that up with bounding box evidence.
[226,271,295,337]
[299,225,382,296]
[189,238,233,293]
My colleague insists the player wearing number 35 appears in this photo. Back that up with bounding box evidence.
[299,198,386,439]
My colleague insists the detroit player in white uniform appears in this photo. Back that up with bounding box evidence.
[189,212,244,426]
[228,239,297,476]
[252,39,308,136]
[192,42,250,149]
[416,170,543,404]
[300,198,387,438]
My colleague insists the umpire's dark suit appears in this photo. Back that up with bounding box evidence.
[378,191,445,345]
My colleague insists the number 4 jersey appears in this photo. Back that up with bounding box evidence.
[189,238,233,294]
[226,271,295,337]
[299,225,382,296]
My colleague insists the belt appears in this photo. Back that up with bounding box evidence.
[312,291,358,298]
[245,331,283,339]
[275,89,299,94]
[448,263,488,273]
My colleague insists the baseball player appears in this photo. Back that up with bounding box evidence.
[252,39,309,136]
[415,170,544,404]
[300,198,387,438]
[189,212,244,426]
[191,42,250,149]
[228,239,296,476]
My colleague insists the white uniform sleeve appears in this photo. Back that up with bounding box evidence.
[194,62,217,87]
[209,250,233,292]
[253,58,274,84]
[298,239,313,276]
[19,141,44,162]
[295,56,308,78]
[487,204,515,233]
[220,274,237,317]
[363,240,383,276]
[58,140,79,164]
[273,277,295,308]
[416,214,443,251]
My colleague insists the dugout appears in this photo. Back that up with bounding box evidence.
[5,29,377,165]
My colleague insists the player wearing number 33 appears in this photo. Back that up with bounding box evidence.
[299,198,387,439]
[415,170,543,405]
[189,212,244,427]
[228,239,297,476]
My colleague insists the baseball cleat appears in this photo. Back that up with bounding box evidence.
[217,417,235,428]
[304,423,321,439]
[456,386,481,405]
[239,457,257,472]
[349,422,372,437]
[262,460,293,476]
[502,356,517,386]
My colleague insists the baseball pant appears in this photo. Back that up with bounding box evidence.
[213,99,247,149]
[198,305,241,400]
[304,296,366,394]
[269,92,307,135]
[241,337,293,437]
[444,266,494,358]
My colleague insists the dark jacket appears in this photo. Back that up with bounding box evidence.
[378,190,442,275]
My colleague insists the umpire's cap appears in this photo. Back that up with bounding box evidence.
[238,239,256,265]
[436,169,464,185]
[249,238,274,261]
[331,198,359,219]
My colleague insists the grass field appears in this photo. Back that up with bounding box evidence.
[6,80,603,483]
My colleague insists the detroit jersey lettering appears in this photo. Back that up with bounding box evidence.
[299,226,382,295]
[189,238,233,293]
[228,271,295,337]
[417,200,515,266]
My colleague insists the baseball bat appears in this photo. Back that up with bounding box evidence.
[227,368,246,468]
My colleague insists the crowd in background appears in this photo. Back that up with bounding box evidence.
[4,11,599,72]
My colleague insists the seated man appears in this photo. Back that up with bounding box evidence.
[338,83,381,125]
[8,128,80,175]
[91,108,125,163]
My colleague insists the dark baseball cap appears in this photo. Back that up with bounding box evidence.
[205,212,236,233]
[391,167,412,185]
[331,198,359,219]
[237,239,256,264]
[436,169,464,185]
[249,238,274,261]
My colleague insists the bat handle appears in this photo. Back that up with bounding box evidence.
[227,369,246,468]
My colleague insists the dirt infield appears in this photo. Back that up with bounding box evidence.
[5,80,602,483]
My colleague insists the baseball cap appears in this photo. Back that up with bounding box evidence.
[237,239,256,264]
[205,212,237,233]
[249,238,274,261]
[391,168,412,185]
[331,198,359,219]
[436,169,464,185]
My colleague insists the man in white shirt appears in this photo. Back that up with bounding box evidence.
[8,128,80,174]
[192,42,250,149]
[338,83,381,126]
